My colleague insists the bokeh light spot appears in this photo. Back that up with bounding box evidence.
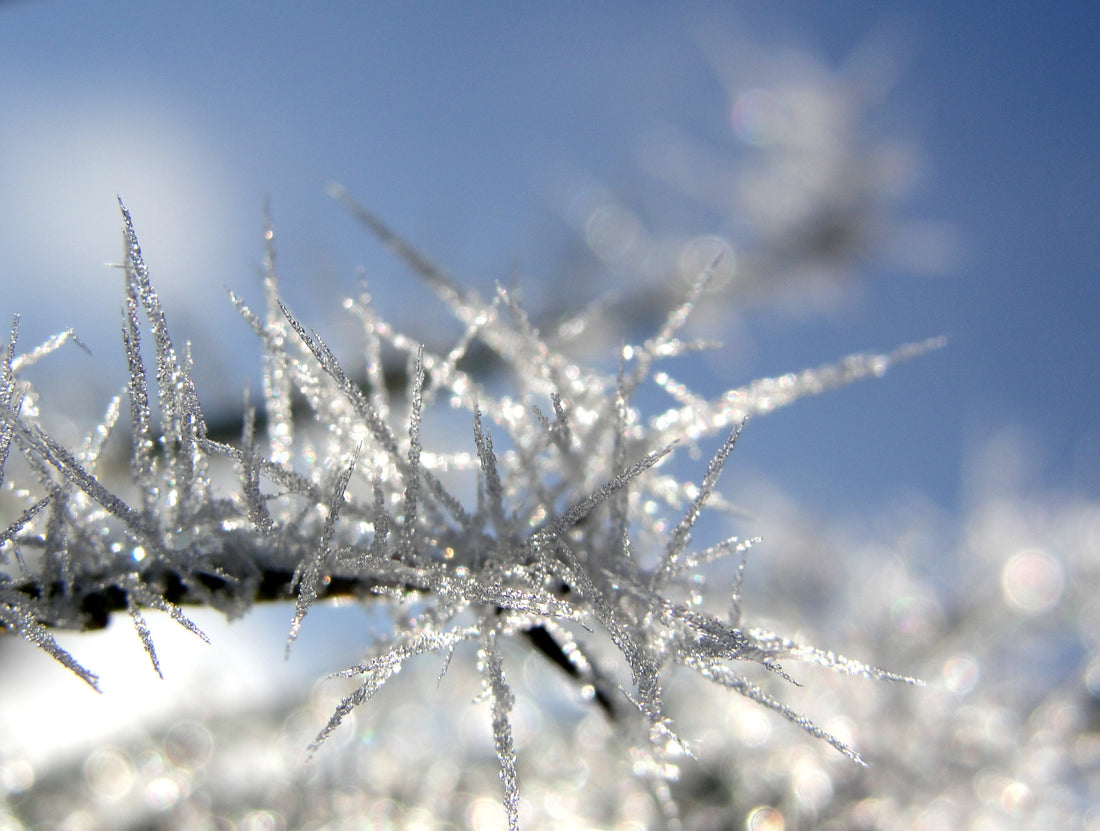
[0,758,35,795]
[240,809,282,831]
[83,747,134,801]
[746,805,785,831]
[144,776,181,811]
[943,654,980,697]
[586,204,641,264]
[1083,656,1100,698]
[162,721,214,771]
[678,235,736,292]
[1001,547,1065,615]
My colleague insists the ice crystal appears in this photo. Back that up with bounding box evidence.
[0,195,940,827]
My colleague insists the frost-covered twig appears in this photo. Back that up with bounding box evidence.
[0,196,937,828]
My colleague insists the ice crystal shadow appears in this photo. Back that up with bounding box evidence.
[0,195,940,829]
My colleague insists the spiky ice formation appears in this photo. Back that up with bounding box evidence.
[0,195,939,828]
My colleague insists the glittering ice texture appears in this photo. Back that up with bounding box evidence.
[0,196,939,829]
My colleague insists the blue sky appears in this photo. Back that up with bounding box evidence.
[1,1,1097,522]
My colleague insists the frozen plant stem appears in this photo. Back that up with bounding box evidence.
[0,195,937,828]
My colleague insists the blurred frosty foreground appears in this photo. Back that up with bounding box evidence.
[3,440,1095,830]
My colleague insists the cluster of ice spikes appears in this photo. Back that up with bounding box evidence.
[0,193,939,829]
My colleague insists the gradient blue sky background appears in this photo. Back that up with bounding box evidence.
[1,1,1097,525]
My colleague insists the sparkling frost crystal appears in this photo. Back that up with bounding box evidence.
[0,194,940,828]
